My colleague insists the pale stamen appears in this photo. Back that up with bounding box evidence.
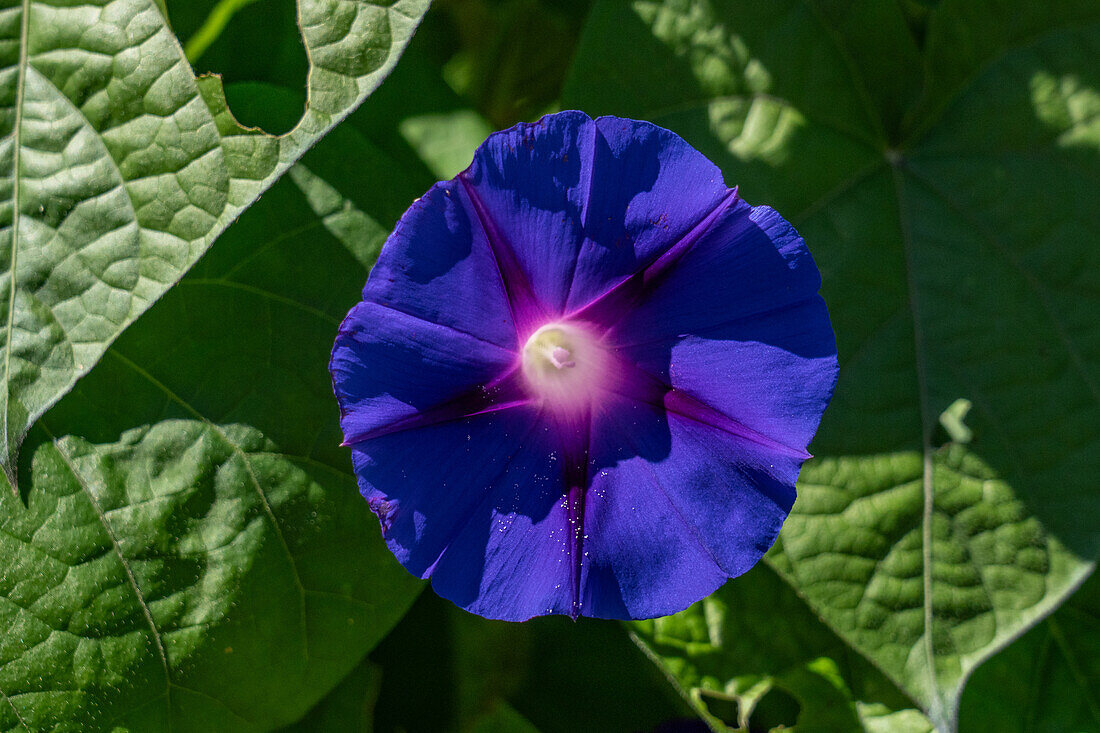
[549,346,575,369]
[521,322,608,414]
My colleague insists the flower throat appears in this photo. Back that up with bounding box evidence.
[521,323,609,414]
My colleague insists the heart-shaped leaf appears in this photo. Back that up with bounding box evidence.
[0,0,429,486]
[0,84,427,730]
[565,1,1100,730]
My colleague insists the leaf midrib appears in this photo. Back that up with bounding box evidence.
[891,163,946,730]
[43,429,174,731]
[840,18,1100,729]
[892,153,1100,723]
[857,153,1100,731]
[105,347,313,663]
[2,0,31,487]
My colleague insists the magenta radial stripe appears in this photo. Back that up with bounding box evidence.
[457,175,548,337]
[367,298,519,355]
[569,188,742,330]
[607,354,813,460]
[342,370,532,446]
[559,411,592,620]
[663,389,813,461]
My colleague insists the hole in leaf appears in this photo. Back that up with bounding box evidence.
[747,687,801,733]
[697,689,741,728]
[165,0,308,135]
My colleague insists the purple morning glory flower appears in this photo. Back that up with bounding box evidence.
[330,111,837,621]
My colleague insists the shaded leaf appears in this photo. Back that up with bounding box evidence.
[182,0,268,63]
[565,1,1100,730]
[959,573,1100,732]
[467,702,540,733]
[433,0,591,128]
[277,657,383,733]
[370,591,690,733]
[334,36,494,181]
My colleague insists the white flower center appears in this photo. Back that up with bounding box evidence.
[521,323,608,413]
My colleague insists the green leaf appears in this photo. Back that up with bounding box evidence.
[431,0,590,129]
[631,565,932,732]
[0,82,427,730]
[959,572,1100,732]
[370,591,691,733]
[565,1,1100,730]
[0,0,429,486]
[467,702,540,733]
[903,0,1100,139]
[277,657,383,733]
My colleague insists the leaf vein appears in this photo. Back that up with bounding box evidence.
[180,279,340,325]
[1048,616,1100,725]
[0,680,30,732]
[104,348,312,663]
[645,92,880,153]
[889,166,944,729]
[902,166,1100,409]
[45,435,173,730]
[1,0,32,489]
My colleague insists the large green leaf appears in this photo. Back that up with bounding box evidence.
[0,0,429,486]
[0,83,427,731]
[564,1,1100,730]
[632,565,933,732]
[959,573,1100,732]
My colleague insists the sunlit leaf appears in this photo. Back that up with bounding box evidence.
[631,566,932,732]
[0,0,429,484]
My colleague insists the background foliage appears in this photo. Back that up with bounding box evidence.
[0,0,1097,731]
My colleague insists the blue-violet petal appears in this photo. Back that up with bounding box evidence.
[330,110,838,621]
